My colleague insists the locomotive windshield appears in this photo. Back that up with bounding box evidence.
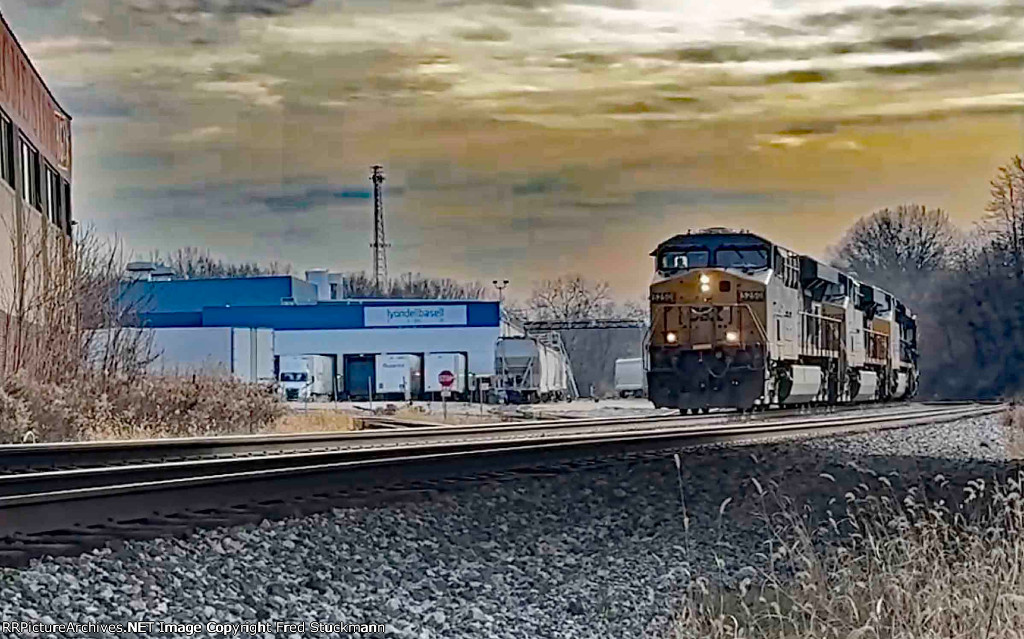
[657,236,771,274]
[715,246,769,269]
[660,248,710,270]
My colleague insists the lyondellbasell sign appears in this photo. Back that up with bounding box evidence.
[363,305,468,327]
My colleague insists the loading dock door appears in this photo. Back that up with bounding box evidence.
[345,355,376,399]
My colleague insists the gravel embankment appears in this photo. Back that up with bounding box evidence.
[0,414,1014,639]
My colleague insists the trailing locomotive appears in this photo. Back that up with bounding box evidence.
[647,228,918,413]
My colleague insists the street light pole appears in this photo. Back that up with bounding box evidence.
[492,279,509,304]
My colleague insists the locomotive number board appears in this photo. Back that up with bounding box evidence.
[739,290,765,302]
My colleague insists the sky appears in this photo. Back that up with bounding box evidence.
[6,0,1024,299]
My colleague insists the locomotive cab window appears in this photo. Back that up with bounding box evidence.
[659,248,709,272]
[716,246,769,270]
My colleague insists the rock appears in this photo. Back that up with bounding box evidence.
[0,411,1002,639]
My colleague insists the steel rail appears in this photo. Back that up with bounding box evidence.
[0,403,1003,539]
[0,402,971,473]
[0,404,985,497]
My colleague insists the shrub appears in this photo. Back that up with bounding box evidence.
[0,229,287,443]
[673,472,1024,638]
[0,371,284,443]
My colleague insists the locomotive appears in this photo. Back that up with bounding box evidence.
[647,228,918,413]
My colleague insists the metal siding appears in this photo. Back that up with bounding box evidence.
[255,328,275,383]
[467,303,500,327]
[121,277,307,314]
[129,327,234,377]
[201,301,500,330]
[232,329,252,383]
[137,312,204,328]
[203,304,363,330]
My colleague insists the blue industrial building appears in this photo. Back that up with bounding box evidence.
[118,274,509,398]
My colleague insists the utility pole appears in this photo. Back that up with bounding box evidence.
[370,165,390,291]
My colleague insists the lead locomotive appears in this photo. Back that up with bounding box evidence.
[647,229,918,413]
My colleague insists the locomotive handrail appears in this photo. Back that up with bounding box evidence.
[799,311,843,358]
[863,327,890,363]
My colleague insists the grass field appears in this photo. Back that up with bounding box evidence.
[673,405,1024,638]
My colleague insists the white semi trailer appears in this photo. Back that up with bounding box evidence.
[614,357,646,398]
[279,355,336,401]
[424,353,468,399]
[375,354,423,399]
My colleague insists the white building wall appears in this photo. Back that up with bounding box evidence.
[91,327,274,383]
[274,327,500,376]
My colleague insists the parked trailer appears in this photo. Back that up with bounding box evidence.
[375,354,424,400]
[614,357,646,398]
[279,355,336,401]
[90,327,274,383]
[424,353,468,399]
[494,337,570,404]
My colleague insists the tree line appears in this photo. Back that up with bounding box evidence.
[150,153,1024,399]
[150,247,645,321]
[829,156,1024,399]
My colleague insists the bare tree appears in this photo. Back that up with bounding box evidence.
[342,271,489,300]
[830,204,957,298]
[982,156,1024,280]
[618,298,649,324]
[154,246,292,279]
[526,275,615,321]
[1,224,151,386]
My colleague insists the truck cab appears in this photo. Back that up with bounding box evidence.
[278,354,336,401]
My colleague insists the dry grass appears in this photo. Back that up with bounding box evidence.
[673,472,1024,639]
[1004,403,1024,459]
[0,371,285,443]
[272,409,358,434]
[0,229,294,444]
[388,405,495,426]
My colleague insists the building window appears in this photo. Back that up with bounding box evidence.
[20,137,40,210]
[0,112,12,188]
[45,164,61,227]
[62,179,71,234]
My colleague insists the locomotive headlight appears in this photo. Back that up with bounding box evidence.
[699,273,711,284]
[725,330,740,343]
[700,283,711,293]
[666,331,678,344]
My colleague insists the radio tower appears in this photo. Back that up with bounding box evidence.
[370,165,390,290]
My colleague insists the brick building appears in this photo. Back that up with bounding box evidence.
[0,11,72,312]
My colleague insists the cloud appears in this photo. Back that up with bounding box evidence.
[16,0,1024,296]
[170,126,226,142]
[101,0,316,18]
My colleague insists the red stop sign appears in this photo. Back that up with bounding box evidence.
[438,370,455,388]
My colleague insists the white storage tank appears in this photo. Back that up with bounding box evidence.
[375,354,423,398]
[424,353,467,395]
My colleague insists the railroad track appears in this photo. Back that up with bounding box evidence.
[0,402,1005,567]
[0,401,973,474]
